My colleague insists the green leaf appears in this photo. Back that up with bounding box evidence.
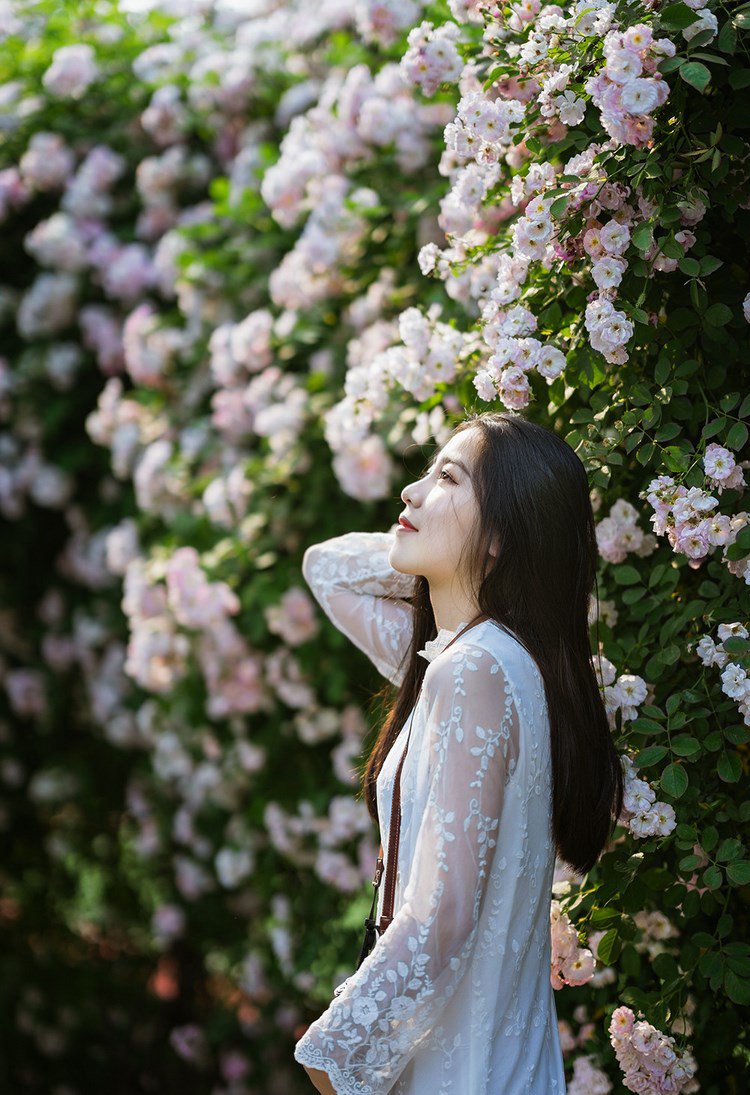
[726,421,749,450]
[551,195,569,218]
[727,543,750,561]
[613,564,642,585]
[727,861,750,885]
[660,55,685,74]
[661,446,691,473]
[633,716,667,735]
[700,304,731,328]
[643,867,674,891]
[725,970,750,1005]
[702,864,723,889]
[703,416,728,439]
[675,358,699,378]
[654,358,671,385]
[716,839,743,862]
[661,235,685,260]
[596,928,621,965]
[666,694,681,716]
[718,20,737,53]
[632,223,654,251]
[679,257,701,276]
[717,751,742,782]
[661,2,701,28]
[656,422,681,441]
[729,68,750,89]
[637,745,669,767]
[679,854,701,871]
[704,302,733,326]
[671,735,700,757]
[620,986,653,1012]
[661,644,681,665]
[661,763,688,798]
[680,61,712,92]
[701,826,719,853]
[690,280,708,313]
[652,952,681,981]
[699,255,723,276]
[589,906,620,926]
[648,565,665,591]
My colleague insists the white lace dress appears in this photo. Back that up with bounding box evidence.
[293,531,567,1095]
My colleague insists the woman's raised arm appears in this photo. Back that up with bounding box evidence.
[302,530,415,687]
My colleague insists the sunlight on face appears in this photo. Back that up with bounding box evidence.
[389,428,482,592]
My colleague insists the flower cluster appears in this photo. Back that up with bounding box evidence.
[595,650,645,716]
[703,442,747,493]
[473,298,567,407]
[406,3,691,383]
[550,900,596,989]
[261,62,445,230]
[43,43,100,100]
[122,548,271,719]
[609,1005,699,1093]
[619,753,677,839]
[585,25,673,148]
[324,304,470,498]
[444,89,526,165]
[566,1053,613,1094]
[264,793,374,894]
[595,497,658,564]
[642,462,750,582]
[693,621,750,726]
[355,0,422,47]
[633,909,680,958]
[401,20,463,97]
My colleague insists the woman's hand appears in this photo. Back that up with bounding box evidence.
[304,1064,337,1094]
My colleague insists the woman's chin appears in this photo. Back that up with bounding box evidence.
[388,543,419,575]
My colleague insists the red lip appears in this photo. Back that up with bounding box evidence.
[398,516,418,531]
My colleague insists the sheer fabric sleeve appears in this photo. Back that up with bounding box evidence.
[301,530,415,688]
[293,642,522,1095]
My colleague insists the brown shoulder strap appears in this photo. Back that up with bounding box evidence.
[378,718,413,930]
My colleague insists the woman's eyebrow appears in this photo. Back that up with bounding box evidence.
[427,454,471,477]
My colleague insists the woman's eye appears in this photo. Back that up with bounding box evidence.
[438,469,455,483]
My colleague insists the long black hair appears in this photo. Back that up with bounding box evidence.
[361,409,623,877]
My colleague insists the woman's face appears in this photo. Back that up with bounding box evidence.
[389,427,486,590]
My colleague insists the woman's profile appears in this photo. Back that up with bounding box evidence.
[294,410,624,1095]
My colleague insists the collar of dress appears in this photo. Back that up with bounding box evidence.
[417,621,469,664]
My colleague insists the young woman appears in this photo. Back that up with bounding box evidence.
[294,410,623,1095]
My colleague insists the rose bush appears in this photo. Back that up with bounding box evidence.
[0,0,748,1091]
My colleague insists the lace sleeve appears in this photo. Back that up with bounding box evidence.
[301,530,415,687]
[293,641,522,1095]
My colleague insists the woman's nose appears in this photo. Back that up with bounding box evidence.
[401,481,417,506]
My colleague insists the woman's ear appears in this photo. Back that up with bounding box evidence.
[488,534,500,559]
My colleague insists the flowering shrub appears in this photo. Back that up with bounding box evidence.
[609,1005,698,1093]
[1,0,749,1091]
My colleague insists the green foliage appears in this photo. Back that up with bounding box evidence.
[1,0,749,1090]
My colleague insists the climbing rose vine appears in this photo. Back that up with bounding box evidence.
[0,0,748,1091]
